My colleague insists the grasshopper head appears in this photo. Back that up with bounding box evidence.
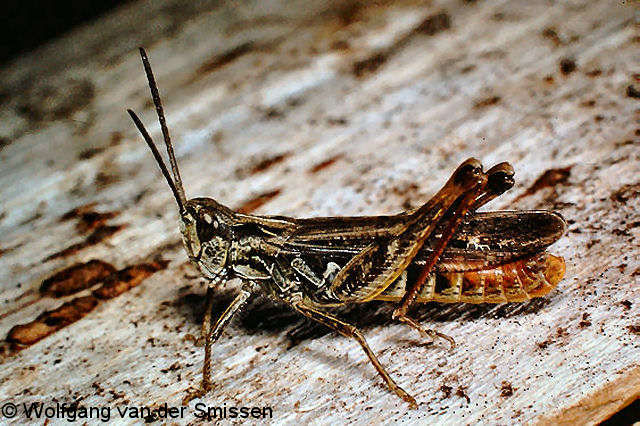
[128,48,233,282]
[180,199,234,280]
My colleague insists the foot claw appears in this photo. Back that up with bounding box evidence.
[434,331,456,350]
[182,381,213,405]
[403,393,418,409]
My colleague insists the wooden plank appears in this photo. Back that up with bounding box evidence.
[0,0,638,424]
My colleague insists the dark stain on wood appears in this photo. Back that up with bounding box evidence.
[146,239,183,262]
[536,337,552,350]
[194,42,255,75]
[93,261,169,299]
[61,204,119,233]
[541,27,562,47]
[309,154,344,174]
[16,78,95,123]
[578,312,592,328]
[6,260,169,350]
[40,260,116,297]
[327,117,348,126]
[585,69,602,78]
[456,386,471,403]
[334,2,363,26]
[473,96,501,109]
[109,131,123,146]
[537,326,569,349]
[610,182,640,204]
[626,85,640,99]
[95,170,120,188]
[331,40,350,51]
[352,52,388,78]
[6,296,99,347]
[439,384,453,399]
[514,166,572,202]
[262,107,285,120]
[0,242,21,258]
[460,64,476,74]
[61,203,97,220]
[500,381,515,397]
[78,147,106,160]
[18,210,44,226]
[45,224,126,261]
[237,189,282,214]
[239,153,291,177]
[160,362,181,374]
[611,228,631,238]
[413,12,451,36]
[559,57,577,75]
[352,11,451,78]
[614,139,636,148]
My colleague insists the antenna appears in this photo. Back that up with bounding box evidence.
[137,47,187,207]
[127,109,185,212]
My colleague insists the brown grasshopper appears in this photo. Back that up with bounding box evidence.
[127,48,566,407]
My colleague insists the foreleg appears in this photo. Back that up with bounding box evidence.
[182,287,252,404]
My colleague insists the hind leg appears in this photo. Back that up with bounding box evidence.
[393,162,515,338]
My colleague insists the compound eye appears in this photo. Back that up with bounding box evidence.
[196,212,216,242]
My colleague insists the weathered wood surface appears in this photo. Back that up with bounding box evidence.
[0,0,638,424]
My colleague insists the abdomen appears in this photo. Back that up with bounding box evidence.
[375,253,565,304]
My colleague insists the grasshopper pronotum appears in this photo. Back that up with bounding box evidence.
[127,48,566,407]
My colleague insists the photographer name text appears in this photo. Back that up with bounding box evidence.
[1,401,273,422]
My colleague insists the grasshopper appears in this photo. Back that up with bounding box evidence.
[127,48,566,407]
